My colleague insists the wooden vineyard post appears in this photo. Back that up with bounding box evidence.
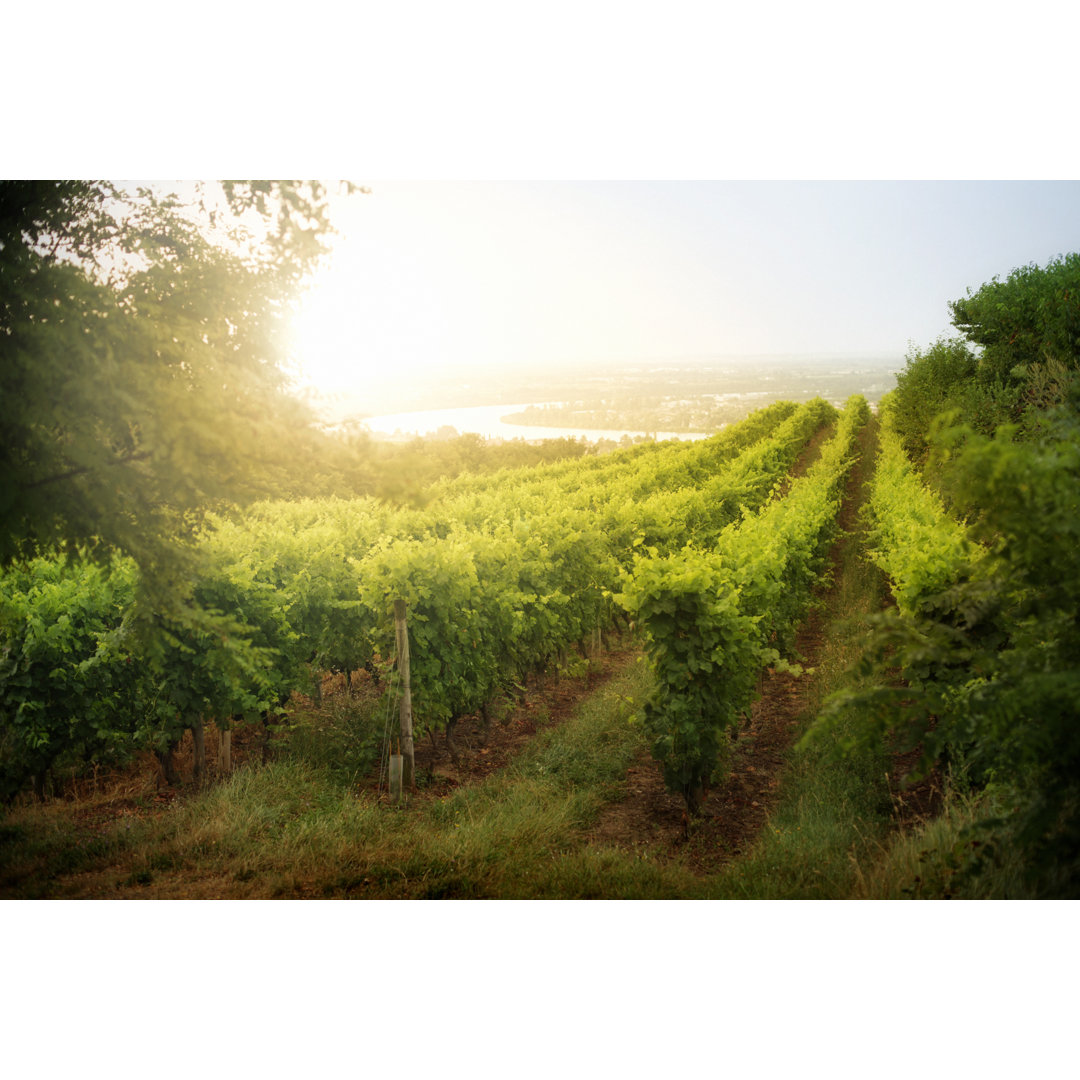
[393,599,416,792]
[220,722,232,775]
[388,752,403,805]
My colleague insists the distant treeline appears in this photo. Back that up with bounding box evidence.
[504,395,802,433]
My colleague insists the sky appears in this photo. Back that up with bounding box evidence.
[288,180,1080,397]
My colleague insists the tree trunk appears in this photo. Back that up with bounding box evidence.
[554,649,567,682]
[191,714,206,785]
[388,754,403,805]
[155,741,182,787]
[446,717,461,765]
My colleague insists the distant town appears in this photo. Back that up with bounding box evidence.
[319,353,904,435]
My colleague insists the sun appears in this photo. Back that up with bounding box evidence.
[288,289,376,394]
[287,241,460,398]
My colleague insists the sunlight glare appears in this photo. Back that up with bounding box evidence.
[289,265,451,396]
[288,185,475,399]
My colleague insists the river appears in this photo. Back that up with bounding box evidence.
[360,403,710,443]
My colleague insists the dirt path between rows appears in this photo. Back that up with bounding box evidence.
[358,640,642,803]
[584,417,894,872]
[358,414,870,871]
[364,419,843,826]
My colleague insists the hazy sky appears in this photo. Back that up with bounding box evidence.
[290,181,1080,395]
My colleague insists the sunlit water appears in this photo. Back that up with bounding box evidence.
[359,403,711,443]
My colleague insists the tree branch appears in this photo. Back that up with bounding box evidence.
[22,450,153,491]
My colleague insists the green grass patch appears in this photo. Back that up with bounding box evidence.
[704,612,897,898]
[0,802,135,899]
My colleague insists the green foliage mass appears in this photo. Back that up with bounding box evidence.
[891,253,1080,464]
[927,407,1080,895]
[0,399,836,800]
[890,338,981,463]
[815,253,1080,896]
[949,252,1080,383]
[0,180,360,625]
[619,397,868,812]
[0,554,141,801]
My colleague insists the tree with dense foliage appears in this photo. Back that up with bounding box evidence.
[891,253,1080,460]
[0,180,360,625]
[949,252,1080,384]
[814,254,1080,897]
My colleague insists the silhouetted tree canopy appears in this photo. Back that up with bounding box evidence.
[0,180,360,622]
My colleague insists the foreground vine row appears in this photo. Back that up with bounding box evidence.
[619,396,869,812]
[0,399,837,801]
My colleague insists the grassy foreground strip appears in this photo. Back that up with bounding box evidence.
[1,660,694,899]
